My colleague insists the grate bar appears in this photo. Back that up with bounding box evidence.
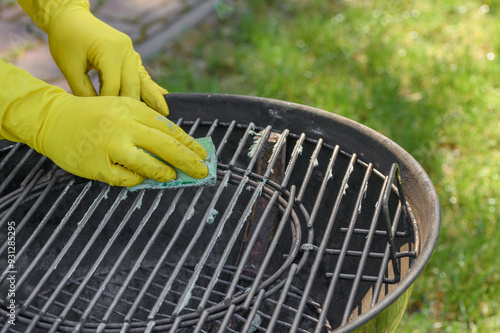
[24,185,120,332]
[216,120,236,158]
[71,189,145,332]
[342,165,383,324]
[120,188,197,326]
[197,124,286,313]
[189,118,202,135]
[339,227,409,238]
[0,146,33,195]
[0,166,41,231]
[261,129,289,180]
[241,289,266,333]
[371,199,404,306]
[169,316,182,333]
[205,118,219,137]
[142,186,205,329]
[121,121,218,329]
[145,183,221,325]
[0,143,21,172]
[0,166,66,212]
[0,170,56,256]
[195,173,252,312]
[265,263,297,332]
[303,245,415,260]
[0,177,75,299]
[296,139,323,203]
[223,191,279,303]
[99,190,184,328]
[216,303,237,333]
[307,145,340,228]
[281,133,306,189]
[244,126,273,174]
[291,153,357,332]
[20,155,47,189]
[193,309,210,333]
[228,123,257,167]
[315,163,373,332]
[0,171,70,286]
[171,172,232,317]
[93,190,164,332]
[242,185,297,310]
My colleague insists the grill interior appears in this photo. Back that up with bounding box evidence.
[0,94,429,333]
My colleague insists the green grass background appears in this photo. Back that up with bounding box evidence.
[148,0,500,331]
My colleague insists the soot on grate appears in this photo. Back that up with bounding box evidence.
[0,116,418,333]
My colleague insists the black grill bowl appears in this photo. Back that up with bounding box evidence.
[0,93,439,332]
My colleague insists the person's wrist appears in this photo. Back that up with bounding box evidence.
[47,0,91,33]
[30,89,75,155]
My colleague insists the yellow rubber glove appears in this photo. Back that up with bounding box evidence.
[17,0,169,115]
[0,59,208,187]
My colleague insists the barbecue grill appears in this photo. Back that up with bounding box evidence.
[0,93,440,332]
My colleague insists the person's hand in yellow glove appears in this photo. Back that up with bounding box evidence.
[18,0,169,115]
[0,59,207,187]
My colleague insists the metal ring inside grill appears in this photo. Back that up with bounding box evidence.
[0,93,440,333]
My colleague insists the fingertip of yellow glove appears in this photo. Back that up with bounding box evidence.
[157,100,169,116]
[186,138,209,161]
[184,158,209,179]
[106,170,147,188]
[150,165,177,183]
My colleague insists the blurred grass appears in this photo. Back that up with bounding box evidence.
[148,0,500,331]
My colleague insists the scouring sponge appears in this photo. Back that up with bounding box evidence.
[128,137,217,191]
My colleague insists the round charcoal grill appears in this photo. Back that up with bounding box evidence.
[0,94,439,332]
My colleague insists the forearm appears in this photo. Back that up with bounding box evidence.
[17,0,89,32]
[0,58,63,149]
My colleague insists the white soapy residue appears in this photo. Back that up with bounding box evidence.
[347,164,354,176]
[300,243,317,251]
[120,190,128,201]
[102,186,110,200]
[247,131,263,158]
[267,131,287,163]
[298,146,303,155]
[342,183,349,196]
[134,192,144,210]
[268,108,281,118]
[248,314,262,333]
[179,289,192,312]
[327,168,333,180]
[206,209,218,224]
[186,207,195,221]
[358,181,369,214]
[77,183,105,226]
[247,123,257,135]
[258,180,266,197]
[342,164,355,196]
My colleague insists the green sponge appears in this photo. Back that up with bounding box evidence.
[128,137,217,191]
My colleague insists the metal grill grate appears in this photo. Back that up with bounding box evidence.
[0,116,418,332]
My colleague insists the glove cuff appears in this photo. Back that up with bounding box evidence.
[18,0,90,32]
[0,59,70,153]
